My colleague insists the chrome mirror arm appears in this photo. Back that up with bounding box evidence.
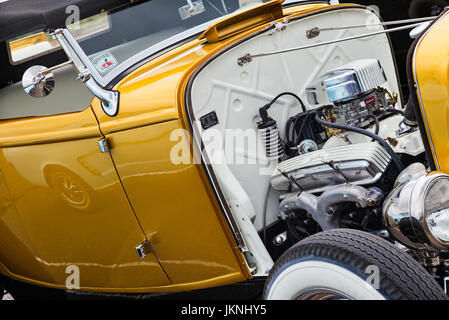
[85,78,119,116]
[41,60,73,75]
[51,28,119,117]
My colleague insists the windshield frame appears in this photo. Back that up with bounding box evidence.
[80,16,225,88]
[64,0,334,88]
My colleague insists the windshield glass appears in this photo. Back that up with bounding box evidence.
[76,0,270,77]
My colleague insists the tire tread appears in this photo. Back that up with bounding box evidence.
[264,229,447,300]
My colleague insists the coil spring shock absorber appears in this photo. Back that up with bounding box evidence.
[258,107,284,160]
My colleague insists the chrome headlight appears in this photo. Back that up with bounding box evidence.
[384,164,449,251]
[414,175,449,248]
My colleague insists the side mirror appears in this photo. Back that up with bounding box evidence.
[21,29,119,117]
[22,65,55,98]
[22,61,119,117]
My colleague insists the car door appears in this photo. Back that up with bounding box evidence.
[0,81,170,290]
[89,55,248,288]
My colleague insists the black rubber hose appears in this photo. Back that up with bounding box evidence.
[285,117,294,144]
[314,113,405,172]
[294,113,312,145]
[265,92,307,113]
[386,108,406,117]
[403,94,418,126]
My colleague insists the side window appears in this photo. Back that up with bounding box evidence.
[7,13,109,65]
[0,67,94,120]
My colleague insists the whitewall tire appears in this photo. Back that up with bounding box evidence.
[264,229,447,300]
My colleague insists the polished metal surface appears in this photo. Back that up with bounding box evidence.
[52,29,120,117]
[334,90,388,127]
[297,139,318,154]
[136,240,154,259]
[396,120,418,138]
[273,231,287,246]
[22,60,77,99]
[85,78,119,116]
[238,21,427,65]
[383,168,449,251]
[22,65,55,98]
[279,185,383,230]
[393,162,427,188]
[305,59,389,127]
[296,288,352,300]
[97,138,110,153]
[310,16,435,34]
[306,59,387,105]
[271,142,391,193]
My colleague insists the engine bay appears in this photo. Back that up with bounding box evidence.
[267,58,412,193]
[259,58,423,252]
[188,6,447,280]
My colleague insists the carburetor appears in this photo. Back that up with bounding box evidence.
[306,59,390,128]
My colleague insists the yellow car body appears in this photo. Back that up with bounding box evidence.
[412,10,449,173]
[0,0,328,293]
[0,0,448,296]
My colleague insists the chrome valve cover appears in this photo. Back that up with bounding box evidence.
[271,142,391,193]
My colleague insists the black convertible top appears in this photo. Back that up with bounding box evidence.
[0,0,145,42]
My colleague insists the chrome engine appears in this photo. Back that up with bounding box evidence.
[306,59,389,127]
[263,58,429,262]
[271,142,391,194]
[268,59,404,244]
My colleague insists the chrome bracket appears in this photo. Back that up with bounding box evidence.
[76,69,91,83]
[52,28,119,117]
[98,138,110,153]
[268,21,287,35]
[237,53,253,66]
[136,240,153,259]
[85,78,120,117]
[396,120,418,138]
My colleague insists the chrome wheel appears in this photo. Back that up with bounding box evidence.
[296,288,352,300]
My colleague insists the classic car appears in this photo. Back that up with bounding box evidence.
[1,0,449,300]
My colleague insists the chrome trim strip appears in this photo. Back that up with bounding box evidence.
[412,11,449,171]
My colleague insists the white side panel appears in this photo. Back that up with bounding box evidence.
[191,7,402,231]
